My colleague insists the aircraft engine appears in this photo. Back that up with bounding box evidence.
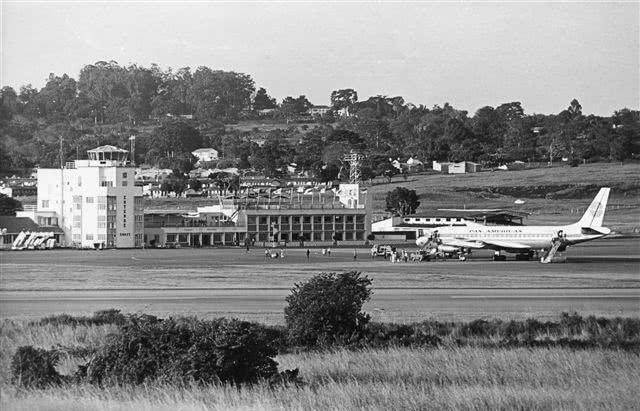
[438,245,459,253]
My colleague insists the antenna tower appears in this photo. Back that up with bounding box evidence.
[343,150,364,183]
[129,135,136,166]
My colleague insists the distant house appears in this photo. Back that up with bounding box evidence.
[257,108,276,116]
[448,162,466,174]
[464,161,482,173]
[405,157,423,171]
[336,107,353,117]
[135,167,173,182]
[448,161,482,174]
[498,161,526,171]
[0,178,38,197]
[192,148,219,164]
[433,161,481,174]
[308,105,332,116]
[432,161,451,173]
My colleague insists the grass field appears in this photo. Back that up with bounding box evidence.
[1,319,639,410]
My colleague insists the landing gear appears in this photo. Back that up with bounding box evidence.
[515,251,534,261]
[493,251,507,261]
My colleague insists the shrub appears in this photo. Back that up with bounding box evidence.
[285,271,372,346]
[80,316,286,385]
[11,346,63,388]
[35,309,127,327]
[361,322,442,348]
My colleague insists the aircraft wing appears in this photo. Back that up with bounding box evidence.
[480,239,531,250]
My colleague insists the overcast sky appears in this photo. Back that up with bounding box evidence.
[1,1,638,115]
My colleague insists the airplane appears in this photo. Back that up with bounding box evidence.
[415,187,611,262]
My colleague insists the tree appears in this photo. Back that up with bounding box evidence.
[0,194,23,216]
[151,119,204,159]
[190,67,255,121]
[188,178,202,191]
[253,87,277,110]
[375,159,398,183]
[385,187,420,216]
[250,133,293,177]
[280,95,312,117]
[284,271,372,346]
[330,88,358,115]
[160,175,187,196]
[0,86,19,125]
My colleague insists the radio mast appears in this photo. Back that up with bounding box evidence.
[343,150,364,183]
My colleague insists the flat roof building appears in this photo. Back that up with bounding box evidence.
[144,183,371,248]
[31,145,144,248]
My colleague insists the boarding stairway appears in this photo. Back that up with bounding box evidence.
[540,236,570,264]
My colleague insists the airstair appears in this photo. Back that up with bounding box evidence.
[540,237,569,264]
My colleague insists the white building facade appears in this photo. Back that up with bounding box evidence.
[192,148,219,164]
[35,146,144,248]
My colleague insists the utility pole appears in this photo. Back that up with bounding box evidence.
[59,135,65,244]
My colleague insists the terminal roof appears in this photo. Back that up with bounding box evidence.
[87,145,128,153]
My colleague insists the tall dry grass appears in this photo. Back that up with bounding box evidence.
[2,347,639,410]
[2,318,639,410]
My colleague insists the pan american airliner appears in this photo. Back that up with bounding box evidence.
[415,187,611,262]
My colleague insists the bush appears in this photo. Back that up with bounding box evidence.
[285,271,372,346]
[79,316,286,386]
[11,346,63,388]
[361,322,442,348]
[35,309,127,327]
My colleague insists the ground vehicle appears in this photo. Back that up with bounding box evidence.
[371,244,394,258]
[410,250,431,261]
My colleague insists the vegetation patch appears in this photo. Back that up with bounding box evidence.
[77,315,293,386]
[285,271,372,347]
[33,309,127,327]
[10,346,63,388]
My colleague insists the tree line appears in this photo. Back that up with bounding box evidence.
[1,60,638,177]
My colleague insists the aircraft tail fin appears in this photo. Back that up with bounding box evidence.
[577,187,610,228]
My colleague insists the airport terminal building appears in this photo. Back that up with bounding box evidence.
[144,183,370,247]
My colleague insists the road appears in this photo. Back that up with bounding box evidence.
[1,237,638,322]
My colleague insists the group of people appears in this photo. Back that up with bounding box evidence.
[370,246,412,262]
[260,247,318,261]
[264,248,287,259]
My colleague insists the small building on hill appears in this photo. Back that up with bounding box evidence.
[432,161,451,173]
[192,148,219,164]
[308,106,332,116]
[448,161,482,174]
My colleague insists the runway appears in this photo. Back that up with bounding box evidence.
[0,287,637,323]
[1,237,638,322]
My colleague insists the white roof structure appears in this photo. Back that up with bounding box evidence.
[87,145,128,153]
[192,148,218,154]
